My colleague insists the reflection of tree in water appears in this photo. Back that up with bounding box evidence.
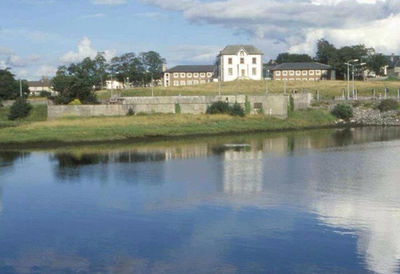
[332,128,354,146]
[52,152,166,184]
[0,151,31,168]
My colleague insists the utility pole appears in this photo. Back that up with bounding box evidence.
[151,73,154,97]
[19,79,23,97]
[346,62,350,99]
[352,64,355,98]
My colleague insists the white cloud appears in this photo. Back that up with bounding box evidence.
[141,0,400,58]
[91,0,126,4]
[6,54,41,68]
[165,44,220,66]
[60,37,117,63]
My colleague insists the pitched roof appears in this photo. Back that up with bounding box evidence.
[220,45,262,55]
[28,80,51,87]
[166,65,216,73]
[269,62,331,71]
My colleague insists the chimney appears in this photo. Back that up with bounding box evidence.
[162,64,167,72]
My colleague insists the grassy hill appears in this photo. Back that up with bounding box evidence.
[96,80,400,101]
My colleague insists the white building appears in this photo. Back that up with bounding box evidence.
[218,45,263,82]
[105,80,124,90]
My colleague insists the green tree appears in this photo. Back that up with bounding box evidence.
[52,58,98,104]
[276,53,313,63]
[140,51,166,81]
[110,52,144,86]
[316,39,338,66]
[0,69,29,100]
[367,53,387,76]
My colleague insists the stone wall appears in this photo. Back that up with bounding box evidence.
[292,93,313,111]
[47,95,292,120]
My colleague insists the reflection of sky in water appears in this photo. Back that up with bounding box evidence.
[0,128,400,273]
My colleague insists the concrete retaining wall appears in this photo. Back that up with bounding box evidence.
[47,95,291,120]
[292,93,312,110]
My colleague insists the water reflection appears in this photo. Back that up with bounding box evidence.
[1,127,400,273]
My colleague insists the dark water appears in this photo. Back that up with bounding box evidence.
[1,128,400,274]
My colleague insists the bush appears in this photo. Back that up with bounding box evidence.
[8,98,32,120]
[206,101,231,114]
[244,97,251,114]
[230,103,245,117]
[331,103,353,120]
[377,99,399,112]
[175,103,181,114]
[68,99,82,105]
[127,108,134,116]
[39,91,52,98]
[288,95,295,113]
[206,101,245,117]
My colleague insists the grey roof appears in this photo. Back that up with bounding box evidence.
[166,65,216,73]
[269,62,331,71]
[220,45,262,55]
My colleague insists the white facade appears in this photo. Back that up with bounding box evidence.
[105,80,124,90]
[219,47,263,82]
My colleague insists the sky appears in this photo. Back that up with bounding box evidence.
[0,0,399,80]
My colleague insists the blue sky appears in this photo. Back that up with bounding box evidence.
[1,0,399,79]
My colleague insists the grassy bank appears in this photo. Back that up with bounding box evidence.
[0,109,336,145]
[96,80,400,101]
[0,105,48,128]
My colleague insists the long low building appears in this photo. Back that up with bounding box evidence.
[269,62,335,81]
[163,65,216,87]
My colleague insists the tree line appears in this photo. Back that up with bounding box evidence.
[52,51,165,104]
[269,39,388,79]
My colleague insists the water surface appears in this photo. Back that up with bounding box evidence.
[1,128,400,273]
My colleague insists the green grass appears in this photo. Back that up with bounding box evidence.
[96,80,400,101]
[0,109,336,145]
[0,105,47,128]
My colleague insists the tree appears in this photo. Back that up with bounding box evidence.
[367,53,387,76]
[0,69,29,100]
[275,52,313,63]
[110,52,144,86]
[316,39,338,65]
[52,58,98,104]
[8,98,32,120]
[140,51,166,80]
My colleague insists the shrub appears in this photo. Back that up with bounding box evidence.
[127,108,134,116]
[206,101,231,114]
[68,99,82,105]
[175,103,181,114]
[39,91,52,98]
[8,98,32,120]
[288,95,295,113]
[230,103,245,117]
[206,101,245,117]
[331,103,353,120]
[244,97,251,114]
[377,99,399,112]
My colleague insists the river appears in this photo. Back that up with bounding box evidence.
[1,127,400,273]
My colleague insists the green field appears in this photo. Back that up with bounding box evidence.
[0,109,336,145]
[96,80,400,101]
[0,105,48,128]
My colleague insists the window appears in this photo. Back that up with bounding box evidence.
[228,58,233,65]
[302,78,308,81]
[180,80,186,86]
[165,73,170,79]
[283,78,288,81]
[193,80,199,85]
[282,71,288,76]
[187,80,193,85]
[296,78,301,81]
[296,71,301,76]
[228,68,233,76]
[316,70,321,75]
[309,70,314,76]
[194,73,199,78]
[252,57,257,64]
[187,73,192,78]
[289,78,294,81]
[173,73,179,78]
[240,58,244,64]
[207,72,212,77]
[276,71,281,76]
[173,80,179,86]
[252,67,257,75]
[180,73,186,78]
[302,71,307,76]
[289,70,294,76]
[200,73,205,77]
[200,80,206,84]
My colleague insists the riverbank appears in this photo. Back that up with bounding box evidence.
[0,109,336,146]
